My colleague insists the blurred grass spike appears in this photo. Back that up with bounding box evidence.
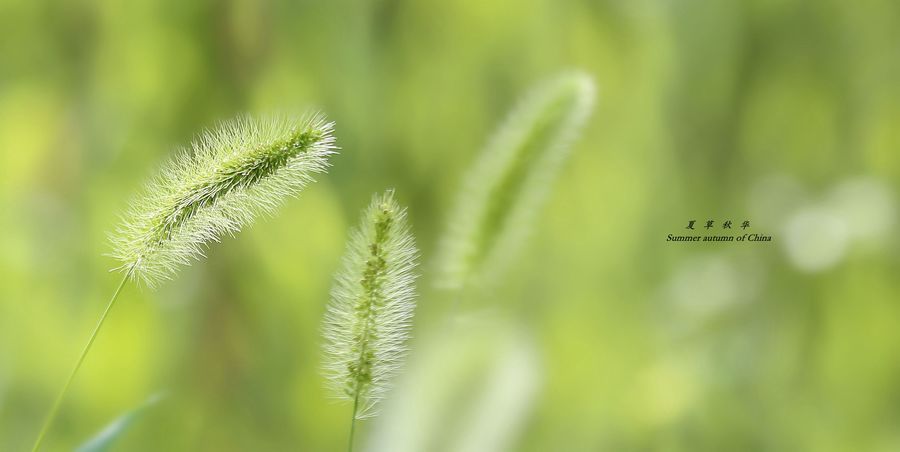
[111,112,337,286]
[322,190,419,452]
[31,112,337,452]
[364,318,541,452]
[436,72,595,290]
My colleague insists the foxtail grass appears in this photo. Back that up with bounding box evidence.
[436,72,595,291]
[31,112,336,452]
[111,112,336,286]
[364,319,540,452]
[322,190,419,452]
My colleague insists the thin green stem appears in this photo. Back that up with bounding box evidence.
[348,390,360,452]
[31,270,131,452]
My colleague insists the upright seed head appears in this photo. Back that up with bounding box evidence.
[322,190,419,419]
[110,112,337,286]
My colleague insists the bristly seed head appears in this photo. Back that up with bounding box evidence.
[322,190,418,419]
[436,72,595,290]
[110,112,337,286]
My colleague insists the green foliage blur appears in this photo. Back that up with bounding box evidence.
[2,0,899,451]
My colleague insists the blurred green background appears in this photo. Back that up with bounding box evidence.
[2,0,899,450]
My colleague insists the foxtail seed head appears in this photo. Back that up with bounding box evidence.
[436,72,595,290]
[110,112,337,286]
[322,190,418,419]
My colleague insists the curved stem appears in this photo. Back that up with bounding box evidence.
[348,390,360,452]
[31,271,131,452]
